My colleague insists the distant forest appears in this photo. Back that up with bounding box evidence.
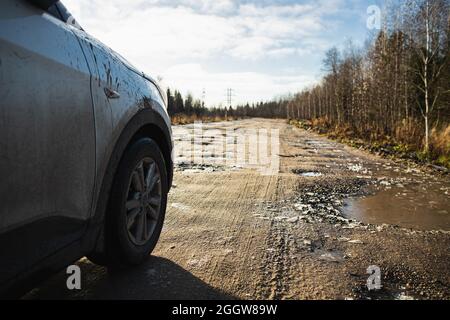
[168,0,449,166]
[166,87,288,120]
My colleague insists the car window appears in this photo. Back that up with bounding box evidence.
[46,3,63,20]
[58,2,83,30]
[47,1,83,31]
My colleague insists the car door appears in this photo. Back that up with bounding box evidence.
[69,30,122,185]
[69,27,152,197]
[0,0,95,282]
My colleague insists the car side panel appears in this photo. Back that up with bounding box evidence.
[0,0,95,284]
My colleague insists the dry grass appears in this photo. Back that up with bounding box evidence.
[171,114,239,125]
[393,119,424,145]
[431,125,450,154]
[290,117,450,169]
[430,125,450,167]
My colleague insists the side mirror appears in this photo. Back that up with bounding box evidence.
[28,0,59,10]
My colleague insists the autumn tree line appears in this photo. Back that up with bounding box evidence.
[168,0,449,165]
[286,0,449,162]
[166,88,289,123]
[255,0,449,165]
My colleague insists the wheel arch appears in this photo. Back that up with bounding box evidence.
[130,123,173,188]
[82,108,173,255]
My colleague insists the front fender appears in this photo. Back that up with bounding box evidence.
[82,108,173,254]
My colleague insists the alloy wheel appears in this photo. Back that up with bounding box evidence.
[125,158,162,246]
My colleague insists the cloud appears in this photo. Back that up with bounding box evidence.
[162,64,316,105]
[62,0,364,105]
[65,0,328,61]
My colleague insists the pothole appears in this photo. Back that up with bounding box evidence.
[175,162,225,173]
[292,169,323,177]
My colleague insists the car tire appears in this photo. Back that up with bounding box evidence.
[96,137,168,268]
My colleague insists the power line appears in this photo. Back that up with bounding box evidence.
[226,88,235,108]
[202,88,206,107]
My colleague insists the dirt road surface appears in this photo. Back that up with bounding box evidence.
[25,119,450,300]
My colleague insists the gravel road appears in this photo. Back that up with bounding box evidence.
[25,119,450,300]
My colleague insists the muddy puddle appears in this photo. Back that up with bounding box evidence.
[291,136,450,231]
[292,169,323,177]
[343,163,450,231]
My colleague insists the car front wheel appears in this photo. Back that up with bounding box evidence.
[101,137,168,267]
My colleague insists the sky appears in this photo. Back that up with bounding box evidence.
[63,0,384,107]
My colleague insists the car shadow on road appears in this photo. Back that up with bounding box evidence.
[24,256,235,300]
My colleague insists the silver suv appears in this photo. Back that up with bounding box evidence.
[0,0,173,296]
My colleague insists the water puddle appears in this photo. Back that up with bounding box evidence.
[292,169,323,177]
[303,172,322,177]
[343,166,450,231]
[175,162,226,173]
